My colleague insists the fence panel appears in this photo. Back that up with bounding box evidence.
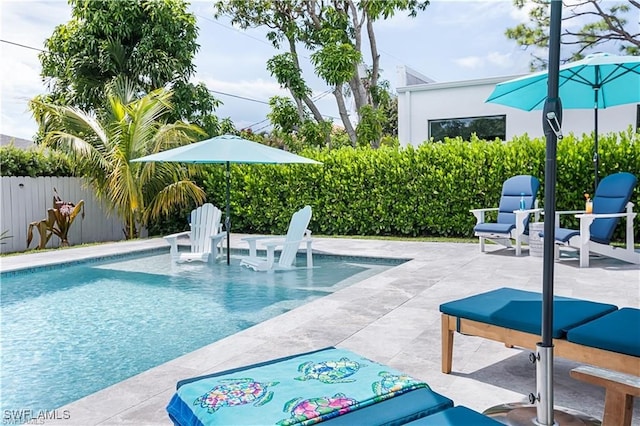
[0,177,125,254]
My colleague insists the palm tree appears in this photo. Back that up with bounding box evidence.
[30,78,207,239]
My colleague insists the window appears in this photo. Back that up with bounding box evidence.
[428,115,506,141]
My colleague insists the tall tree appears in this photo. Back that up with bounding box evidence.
[214,0,428,147]
[507,0,639,70]
[37,0,226,136]
[30,79,206,239]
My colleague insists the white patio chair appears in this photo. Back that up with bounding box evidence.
[471,175,542,256]
[240,205,313,271]
[164,203,226,263]
[547,172,639,268]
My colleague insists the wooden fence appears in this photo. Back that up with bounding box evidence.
[0,177,126,254]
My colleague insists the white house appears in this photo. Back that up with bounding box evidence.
[396,70,638,146]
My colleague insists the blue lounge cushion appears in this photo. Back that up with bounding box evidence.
[566,308,640,357]
[167,347,454,426]
[404,406,503,425]
[439,288,618,339]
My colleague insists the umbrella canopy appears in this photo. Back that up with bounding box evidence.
[486,53,640,189]
[132,134,322,264]
[133,134,322,164]
[486,53,640,110]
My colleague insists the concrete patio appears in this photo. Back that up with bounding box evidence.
[2,236,639,425]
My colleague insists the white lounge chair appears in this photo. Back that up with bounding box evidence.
[164,203,226,263]
[548,172,639,268]
[471,175,541,256]
[240,205,313,271]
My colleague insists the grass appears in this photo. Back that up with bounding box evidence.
[0,240,126,257]
[318,234,478,243]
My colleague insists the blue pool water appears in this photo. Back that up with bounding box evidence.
[0,250,401,412]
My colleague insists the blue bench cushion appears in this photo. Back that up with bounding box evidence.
[167,347,453,426]
[474,223,515,235]
[439,288,618,339]
[404,406,503,425]
[320,388,453,425]
[566,308,640,357]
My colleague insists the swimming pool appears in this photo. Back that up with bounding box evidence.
[0,249,403,412]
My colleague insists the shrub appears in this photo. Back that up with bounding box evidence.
[6,130,637,242]
[0,145,74,177]
[190,130,638,242]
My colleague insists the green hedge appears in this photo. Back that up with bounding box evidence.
[3,131,637,242]
[198,130,639,242]
[0,145,74,176]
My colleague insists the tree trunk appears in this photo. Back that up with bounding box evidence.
[366,16,380,108]
[333,85,357,145]
[346,0,369,117]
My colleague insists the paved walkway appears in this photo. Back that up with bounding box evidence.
[2,236,639,425]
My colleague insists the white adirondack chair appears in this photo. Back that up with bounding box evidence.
[164,203,226,263]
[548,172,639,268]
[240,205,313,271]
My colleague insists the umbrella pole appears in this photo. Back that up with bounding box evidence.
[225,161,231,265]
[593,88,599,190]
[536,2,563,425]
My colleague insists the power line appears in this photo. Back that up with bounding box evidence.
[1,39,46,53]
[207,89,270,105]
[195,13,273,48]
[2,35,341,126]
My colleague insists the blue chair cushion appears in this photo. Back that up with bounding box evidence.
[590,172,637,244]
[474,222,515,235]
[439,288,618,339]
[548,173,637,245]
[553,228,580,243]
[404,406,503,425]
[566,308,640,357]
[496,175,540,229]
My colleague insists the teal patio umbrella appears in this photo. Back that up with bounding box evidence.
[486,52,640,189]
[132,134,321,264]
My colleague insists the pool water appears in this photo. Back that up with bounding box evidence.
[0,250,400,412]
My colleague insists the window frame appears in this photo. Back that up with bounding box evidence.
[428,114,507,142]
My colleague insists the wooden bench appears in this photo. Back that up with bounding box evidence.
[570,365,640,426]
[440,288,640,377]
[441,314,640,376]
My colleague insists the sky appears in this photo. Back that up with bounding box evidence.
[0,0,539,141]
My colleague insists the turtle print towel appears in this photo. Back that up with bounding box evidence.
[167,347,430,425]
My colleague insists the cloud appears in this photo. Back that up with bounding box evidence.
[455,56,484,69]
[509,1,536,23]
[455,51,521,73]
[1,1,71,139]
[486,51,513,68]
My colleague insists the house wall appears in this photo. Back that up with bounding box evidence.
[397,76,638,146]
[0,177,126,254]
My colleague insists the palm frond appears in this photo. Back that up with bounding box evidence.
[143,180,206,223]
[31,81,207,239]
